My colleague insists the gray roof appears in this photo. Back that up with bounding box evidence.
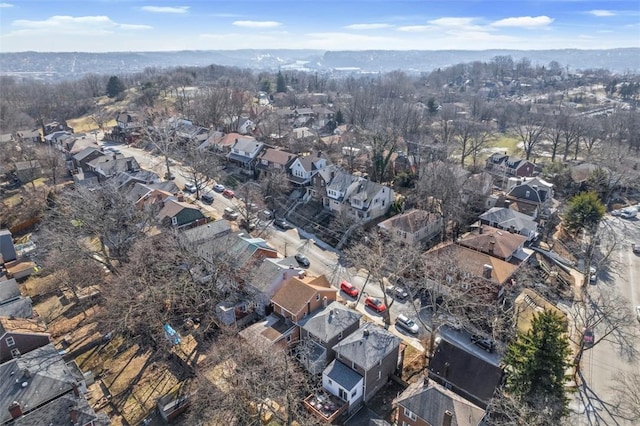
[0,343,77,424]
[507,178,551,204]
[0,278,21,304]
[72,147,103,162]
[325,359,363,391]
[333,323,400,370]
[0,297,33,318]
[112,169,158,188]
[11,392,108,426]
[478,207,537,235]
[181,220,231,244]
[327,170,359,197]
[395,378,485,426]
[0,229,17,262]
[231,138,263,153]
[298,301,361,342]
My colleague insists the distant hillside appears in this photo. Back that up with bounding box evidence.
[1,48,637,81]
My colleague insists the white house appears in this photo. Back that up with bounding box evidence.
[227,138,264,170]
[289,152,329,186]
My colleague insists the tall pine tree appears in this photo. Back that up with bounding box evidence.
[276,71,286,93]
[106,76,125,98]
[503,310,572,420]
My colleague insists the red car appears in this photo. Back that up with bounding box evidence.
[340,281,359,297]
[222,189,235,198]
[365,297,386,313]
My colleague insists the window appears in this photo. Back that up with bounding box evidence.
[377,370,382,381]
[328,379,333,385]
[351,389,357,398]
[11,348,20,358]
[352,361,357,371]
[316,294,320,301]
[286,335,292,343]
[6,336,15,347]
[338,331,343,340]
[402,422,409,426]
[171,216,178,226]
[404,408,417,421]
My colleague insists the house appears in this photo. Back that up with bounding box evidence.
[289,151,330,186]
[10,392,109,426]
[255,148,297,178]
[505,177,555,219]
[239,312,297,349]
[378,209,442,244]
[323,323,401,410]
[227,138,264,171]
[428,339,504,409]
[326,176,394,223]
[292,127,314,139]
[87,155,141,181]
[115,111,142,132]
[173,119,209,146]
[0,278,21,306]
[208,132,251,154]
[323,169,360,209]
[238,117,255,135]
[72,147,104,173]
[0,229,17,263]
[457,225,530,263]
[514,289,567,334]
[485,153,535,180]
[43,120,73,135]
[478,207,538,241]
[44,131,74,151]
[15,130,42,144]
[14,160,42,183]
[309,164,339,201]
[0,316,50,363]
[393,377,485,426]
[181,220,232,244]
[111,169,160,191]
[298,301,362,374]
[0,133,14,145]
[157,199,207,229]
[271,275,337,323]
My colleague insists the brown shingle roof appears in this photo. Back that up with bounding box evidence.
[271,275,335,317]
[378,209,439,234]
[0,316,48,335]
[457,225,527,260]
[260,148,296,165]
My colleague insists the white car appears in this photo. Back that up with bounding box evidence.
[636,306,640,322]
[395,314,419,334]
[620,208,637,219]
[183,182,197,193]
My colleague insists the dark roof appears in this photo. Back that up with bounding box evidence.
[325,359,363,391]
[428,339,503,407]
[181,220,231,244]
[0,229,17,262]
[394,378,485,426]
[11,392,109,426]
[332,323,400,370]
[298,301,361,342]
[478,207,537,236]
[0,343,78,424]
[0,297,33,318]
[72,147,103,162]
[0,278,21,304]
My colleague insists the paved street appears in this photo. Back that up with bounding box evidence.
[573,215,640,425]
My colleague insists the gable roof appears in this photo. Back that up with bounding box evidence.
[394,378,485,426]
[231,137,263,152]
[0,343,78,424]
[428,339,503,407]
[507,177,553,204]
[0,278,21,305]
[72,147,103,162]
[478,207,537,236]
[298,301,361,342]
[11,392,108,426]
[327,170,360,196]
[271,275,335,317]
[325,359,363,391]
[378,209,439,234]
[297,152,328,172]
[457,225,527,260]
[181,220,231,244]
[332,323,400,370]
[0,316,48,336]
[249,257,302,293]
[0,297,34,318]
[259,148,296,166]
[157,199,201,221]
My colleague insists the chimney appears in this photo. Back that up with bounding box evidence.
[72,382,80,397]
[112,154,117,160]
[442,410,453,426]
[363,329,370,337]
[532,184,538,192]
[478,225,483,234]
[126,159,133,171]
[8,401,22,419]
[317,150,322,157]
[69,405,79,424]
[323,296,328,308]
[483,264,493,279]
[488,240,495,254]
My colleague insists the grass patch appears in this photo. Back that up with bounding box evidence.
[489,133,522,156]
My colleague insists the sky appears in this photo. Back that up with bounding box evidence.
[0,0,638,52]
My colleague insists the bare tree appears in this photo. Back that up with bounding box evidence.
[513,106,546,160]
[38,145,64,186]
[609,372,640,422]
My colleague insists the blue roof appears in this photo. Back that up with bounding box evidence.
[324,359,362,391]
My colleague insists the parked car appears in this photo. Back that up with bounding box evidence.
[583,328,594,347]
[340,281,359,297]
[636,305,640,322]
[386,284,409,300]
[471,334,496,353]
[201,192,214,203]
[294,253,310,267]
[365,297,387,313]
[261,210,274,220]
[222,189,235,198]
[611,209,622,217]
[240,218,259,231]
[633,243,640,254]
[183,182,197,193]
[164,172,175,180]
[620,208,637,219]
[213,183,225,193]
[395,314,419,334]
[589,266,597,284]
[223,207,238,220]
[274,218,292,230]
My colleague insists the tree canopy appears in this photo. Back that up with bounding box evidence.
[106,75,125,98]
[503,310,572,421]
[563,191,606,234]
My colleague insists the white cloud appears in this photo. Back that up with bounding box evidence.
[0,3,14,8]
[588,10,616,17]
[344,23,392,30]
[232,20,282,28]
[491,16,554,28]
[397,25,435,32]
[9,15,152,35]
[428,17,477,28]
[141,6,189,14]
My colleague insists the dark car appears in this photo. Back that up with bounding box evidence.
[295,253,310,267]
[201,192,214,203]
[274,218,292,230]
[365,297,387,313]
[386,284,409,300]
[471,334,496,353]
[340,280,359,297]
[583,328,594,347]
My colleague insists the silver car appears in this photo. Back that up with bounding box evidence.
[395,314,419,334]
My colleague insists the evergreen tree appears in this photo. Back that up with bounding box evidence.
[335,109,344,125]
[276,71,286,93]
[260,80,271,93]
[563,191,605,235]
[503,310,572,420]
[426,97,439,115]
[106,76,125,98]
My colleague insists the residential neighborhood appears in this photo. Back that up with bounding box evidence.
[1,46,640,426]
